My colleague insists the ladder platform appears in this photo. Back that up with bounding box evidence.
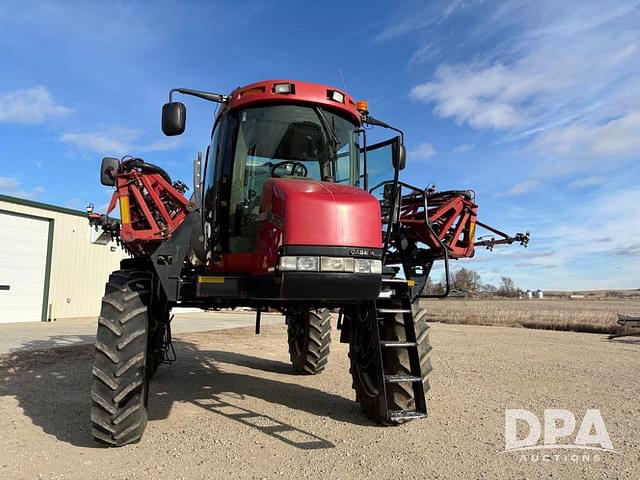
[388,410,427,421]
[380,341,417,348]
[384,374,422,384]
[377,308,411,314]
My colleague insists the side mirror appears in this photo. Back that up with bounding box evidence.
[161,102,186,136]
[100,157,120,186]
[393,144,406,170]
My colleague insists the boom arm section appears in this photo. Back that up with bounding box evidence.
[88,157,192,257]
[379,181,529,298]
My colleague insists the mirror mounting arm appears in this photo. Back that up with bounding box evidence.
[364,115,404,143]
[169,88,228,104]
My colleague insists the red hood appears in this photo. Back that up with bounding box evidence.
[262,178,382,249]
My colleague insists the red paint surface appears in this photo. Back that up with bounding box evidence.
[251,178,382,274]
[227,80,362,125]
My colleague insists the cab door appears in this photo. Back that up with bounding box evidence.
[359,135,402,194]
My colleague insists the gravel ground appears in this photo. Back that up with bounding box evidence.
[0,322,638,479]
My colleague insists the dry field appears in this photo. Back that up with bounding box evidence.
[1,322,638,479]
[419,298,640,334]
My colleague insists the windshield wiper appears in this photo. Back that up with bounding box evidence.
[313,107,341,179]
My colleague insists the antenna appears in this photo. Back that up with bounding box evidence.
[338,66,348,92]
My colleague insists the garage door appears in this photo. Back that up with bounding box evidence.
[0,211,50,323]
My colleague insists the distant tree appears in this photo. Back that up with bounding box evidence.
[451,267,481,296]
[420,276,446,295]
[479,283,498,296]
[433,281,446,295]
[423,275,434,293]
[497,276,518,297]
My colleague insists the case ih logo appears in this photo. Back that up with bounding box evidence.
[266,212,285,229]
[349,248,378,257]
[504,409,615,461]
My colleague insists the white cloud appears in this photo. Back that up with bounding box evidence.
[0,86,71,123]
[409,42,438,66]
[0,176,45,199]
[502,179,541,196]
[533,111,640,161]
[454,143,474,153]
[60,128,181,155]
[60,128,139,154]
[569,176,605,189]
[375,0,468,42]
[611,243,640,257]
[408,1,640,167]
[0,176,20,190]
[141,138,182,152]
[409,142,436,160]
[410,64,529,129]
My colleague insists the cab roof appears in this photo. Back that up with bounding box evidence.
[227,79,362,126]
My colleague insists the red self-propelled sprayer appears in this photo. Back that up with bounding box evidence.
[87,80,529,446]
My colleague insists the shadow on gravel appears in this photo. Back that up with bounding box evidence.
[0,336,365,450]
[5,334,97,353]
[605,336,640,348]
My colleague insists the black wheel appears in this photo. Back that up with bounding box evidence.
[90,269,152,446]
[287,309,331,374]
[347,302,384,421]
[382,303,432,418]
[146,306,170,379]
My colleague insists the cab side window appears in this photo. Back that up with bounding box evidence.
[203,123,222,252]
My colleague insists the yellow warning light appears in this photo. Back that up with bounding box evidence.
[240,86,265,98]
[356,100,369,113]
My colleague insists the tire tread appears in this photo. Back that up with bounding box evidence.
[90,268,151,447]
[287,309,331,375]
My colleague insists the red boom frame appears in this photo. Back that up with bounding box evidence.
[89,161,192,256]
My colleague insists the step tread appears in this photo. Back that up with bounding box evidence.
[380,341,417,347]
[377,308,411,314]
[384,374,422,383]
[388,410,427,421]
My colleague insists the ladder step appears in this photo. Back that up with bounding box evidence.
[380,341,417,348]
[388,410,427,421]
[377,308,411,314]
[384,374,422,384]
[381,278,408,283]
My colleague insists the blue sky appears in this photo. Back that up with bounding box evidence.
[1,0,638,290]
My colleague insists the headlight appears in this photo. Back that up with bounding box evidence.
[354,258,382,274]
[297,256,319,271]
[320,256,356,272]
[278,255,380,274]
[278,256,298,271]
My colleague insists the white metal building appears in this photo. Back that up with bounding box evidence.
[0,194,126,323]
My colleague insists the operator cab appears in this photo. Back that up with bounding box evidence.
[161,80,405,302]
[207,103,360,253]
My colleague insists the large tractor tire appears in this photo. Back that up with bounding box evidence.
[347,302,382,421]
[90,269,152,446]
[348,301,432,424]
[287,309,331,374]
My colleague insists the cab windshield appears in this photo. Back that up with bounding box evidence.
[228,104,358,252]
[232,104,357,181]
